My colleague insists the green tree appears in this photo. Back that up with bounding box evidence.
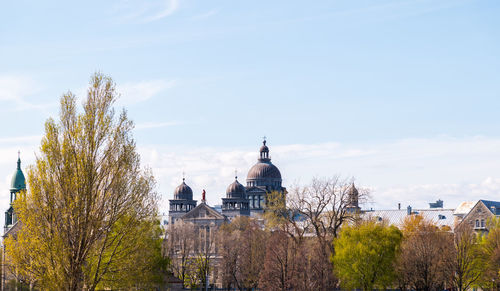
[477,217,500,289]
[4,73,164,291]
[332,220,402,291]
[450,227,481,291]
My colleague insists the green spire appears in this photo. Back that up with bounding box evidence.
[10,152,26,193]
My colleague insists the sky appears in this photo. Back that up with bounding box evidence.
[1,0,500,215]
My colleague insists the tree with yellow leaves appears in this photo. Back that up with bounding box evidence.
[4,73,166,291]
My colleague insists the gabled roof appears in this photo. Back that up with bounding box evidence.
[180,202,226,220]
[480,200,500,215]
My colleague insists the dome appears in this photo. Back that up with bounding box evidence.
[10,157,26,192]
[349,183,359,196]
[347,183,359,207]
[226,178,246,199]
[247,162,282,180]
[247,140,282,182]
[174,179,193,200]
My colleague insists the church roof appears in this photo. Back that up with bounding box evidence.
[246,140,282,181]
[10,156,26,192]
[173,179,193,200]
[226,178,246,199]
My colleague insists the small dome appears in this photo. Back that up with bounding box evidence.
[174,179,193,200]
[226,178,246,199]
[10,157,26,192]
[247,162,282,180]
[349,183,359,196]
[348,183,359,207]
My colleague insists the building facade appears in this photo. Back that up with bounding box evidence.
[168,139,286,224]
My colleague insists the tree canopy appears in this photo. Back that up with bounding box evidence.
[333,220,402,291]
[4,73,165,291]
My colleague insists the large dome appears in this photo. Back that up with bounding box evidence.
[10,157,26,192]
[174,179,193,200]
[247,162,281,180]
[226,178,246,199]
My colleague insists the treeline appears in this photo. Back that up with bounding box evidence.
[166,177,500,291]
[335,215,500,291]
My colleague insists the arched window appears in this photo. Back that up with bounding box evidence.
[475,219,480,228]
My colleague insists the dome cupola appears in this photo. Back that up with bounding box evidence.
[174,178,193,200]
[226,176,246,199]
[10,153,26,193]
[247,139,282,187]
[259,140,270,162]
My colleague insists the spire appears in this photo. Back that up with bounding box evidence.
[17,150,21,170]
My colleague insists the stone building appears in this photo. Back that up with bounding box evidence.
[168,139,286,224]
[244,140,286,216]
[166,140,286,288]
[168,178,197,225]
[455,200,500,233]
[221,177,249,219]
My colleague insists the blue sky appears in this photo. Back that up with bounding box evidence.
[1,0,500,213]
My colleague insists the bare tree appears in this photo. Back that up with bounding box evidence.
[219,216,267,290]
[165,221,196,286]
[396,216,454,291]
[259,230,294,291]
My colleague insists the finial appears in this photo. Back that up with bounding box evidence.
[262,136,267,145]
[17,151,21,169]
[182,171,185,182]
[235,169,238,180]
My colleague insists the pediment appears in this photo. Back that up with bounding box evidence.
[181,203,225,220]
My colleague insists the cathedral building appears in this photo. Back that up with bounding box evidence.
[168,140,286,223]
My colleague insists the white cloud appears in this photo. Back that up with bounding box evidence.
[190,9,218,21]
[116,79,176,106]
[112,0,180,23]
[1,135,500,218]
[144,0,180,22]
[0,76,55,111]
[136,136,500,213]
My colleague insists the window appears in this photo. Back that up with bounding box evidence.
[475,219,480,228]
[481,219,485,228]
[438,215,446,220]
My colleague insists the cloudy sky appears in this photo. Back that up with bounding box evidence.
[1,0,500,215]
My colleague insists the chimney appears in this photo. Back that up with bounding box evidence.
[407,205,412,215]
[398,203,401,210]
[202,189,206,204]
